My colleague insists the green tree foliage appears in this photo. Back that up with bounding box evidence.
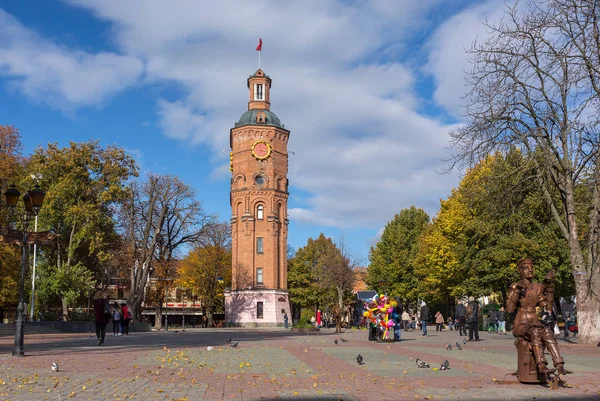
[415,152,573,303]
[413,192,469,303]
[35,261,96,316]
[27,140,138,318]
[366,207,430,303]
[0,245,20,310]
[288,234,356,321]
[0,126,23,314]
[287,234,334,310]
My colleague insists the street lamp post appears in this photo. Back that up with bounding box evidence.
[3,184,46,357]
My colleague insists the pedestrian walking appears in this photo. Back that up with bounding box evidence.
[120,303,130,335]
[435,311,444,331]
[420,302,429,337]
[488,308,498,333]
[93,291,109,346]
[316,309,322,328]
[401,310,410,331]
[455,301,467,336]
[111,302,121,336]
[497,307,506,334]
[283,312,289,329]
[466,298,480,341]
[447,316,455,331]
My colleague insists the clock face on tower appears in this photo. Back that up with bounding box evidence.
[252,141,271,160]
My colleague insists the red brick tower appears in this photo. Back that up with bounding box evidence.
[224,69,291,326]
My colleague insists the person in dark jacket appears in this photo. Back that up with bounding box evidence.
[455,301,467,336]
[420,302,430,337]
[466,298,480,341]
[93,291,109,346]
[497,307,506,334]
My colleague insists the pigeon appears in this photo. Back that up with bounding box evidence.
[440,360,450,370]
[227,338,232,343]
[230,342,239,348]
[173,331,179,334]
[356,354,364,365]
[340,338,349,343]
[463,338,467,345]
[455,342,460,348]
[446,343,452,350]
[334,339,338,345]
[51,361,59,372]
[416,358,430,368]
[456,344,462,350]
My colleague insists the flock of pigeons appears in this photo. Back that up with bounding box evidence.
[51,335,465,373]
[351,337,467,371]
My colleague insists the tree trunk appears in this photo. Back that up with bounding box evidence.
[564,176,600,345]
[61,297,68,321]
[154,306,163,329]
[574,273,600,345]
[335,287,344,333]
[206,308,214,327]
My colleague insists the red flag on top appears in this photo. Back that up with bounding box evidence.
[256,38,262,51]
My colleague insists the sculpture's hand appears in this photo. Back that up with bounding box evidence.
[544,269,556,282]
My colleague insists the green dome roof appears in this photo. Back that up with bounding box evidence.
[235,109,284,128]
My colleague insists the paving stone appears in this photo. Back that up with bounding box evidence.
[0,328,598,400]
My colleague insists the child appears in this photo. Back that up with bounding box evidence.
[111,302,121,336]
[447,316,454,331]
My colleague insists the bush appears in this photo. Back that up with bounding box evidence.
[294,308,315,328]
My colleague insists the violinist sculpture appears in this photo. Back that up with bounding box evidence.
[506,258,571,381]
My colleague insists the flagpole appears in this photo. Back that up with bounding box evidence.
[259,50,261,69]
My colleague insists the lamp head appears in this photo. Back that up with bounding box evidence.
[4,185,20,208]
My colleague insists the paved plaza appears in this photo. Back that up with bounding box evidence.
[0,327,598,401]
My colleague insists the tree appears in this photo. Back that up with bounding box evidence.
[176,222,231,327]
[26,140,137,319]
[319,239,357,333]
[288,234,356,327]
[366,207,430,305]
[0,126,23,320]
[122,174,213,321]
[416,153,573,305]
[287,234,334,311]
[449,0,600,344]
[413,192,469,303]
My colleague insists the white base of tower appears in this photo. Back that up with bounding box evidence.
[224,289,291,327]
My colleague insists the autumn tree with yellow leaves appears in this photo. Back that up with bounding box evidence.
[176,222,231,327]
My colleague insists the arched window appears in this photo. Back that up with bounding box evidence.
[257,204,264,220]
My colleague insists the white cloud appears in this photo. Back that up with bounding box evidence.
[424,1,512,114]
[4,0,507,231]
[0,10,143,111]
[61,0,462,229]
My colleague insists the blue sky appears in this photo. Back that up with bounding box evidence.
[0,0,511,262]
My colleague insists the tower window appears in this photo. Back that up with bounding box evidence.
[257,302,264,319]
[255,83,264,100]
[257,237,264,254]
[257,204,264,220]
[257,268,263,285]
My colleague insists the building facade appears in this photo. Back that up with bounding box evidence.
[224,69,291,326]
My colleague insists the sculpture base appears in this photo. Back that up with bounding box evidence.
[515,339,547,384]
[224,289,291,327]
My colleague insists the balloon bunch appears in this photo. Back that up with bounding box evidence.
[363,294,399,341]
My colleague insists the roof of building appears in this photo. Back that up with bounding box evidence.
[235,109,284,128]
[356,290,377,301]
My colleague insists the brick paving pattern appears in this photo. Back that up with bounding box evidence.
[0,327,598,400]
